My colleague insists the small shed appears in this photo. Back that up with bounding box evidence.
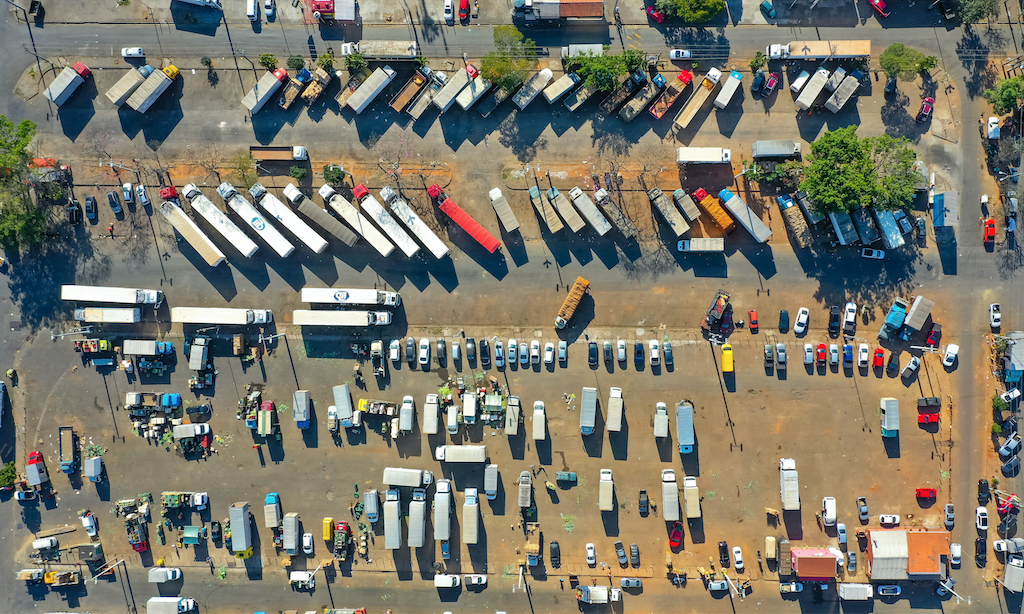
[880,397,899,437]
[182,526,205,545]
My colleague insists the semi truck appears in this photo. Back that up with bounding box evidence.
[673,68,722,131]
[825,72,862,113]
[568,187,612,235]
[300,287,401,306]
[434,65,478,113]
[795,67,830,110]
[229,501,252,555]
[383,467,433,487]
[463,488,480,545]
[126,65,178,114]
[683,476,701,518]
[389,69,428,112]
[170,307,272,325]
[242,68,288,113]
[619,73,665,122]
[352,184,420,257]
[74,308,141,323]
[383,490,401,550]
[278,68,312,110]
[564,83,597,112]
[435,445,488,463]
[434,479,452,540]
[718,188,772,243]
[249,145,308,162]
[543,72,580,103]
[217,183,295,257]
[59,426,75,473]
[301,66,332,103]
[648,187,690,237]
[850,207,881,244]
[347,66,396,114]
[677,238,725,252]
[517,471,532,508]
[488,188,520,233]
[713,70,743,109]
[594,189,638,238]
[676,402,695,453]
[182,184,259,258]
[693,188,737,233]
[777,194,812,249]
[380,186,449,259]
[779,458,800,510]
[529,185,565,233]
[249,183,328,254]
[661,469,680,521]
[599,469,614,511]
[159,202,226,267]
[291,310,392,326]
[767,40,871,60]
[600,71,647,113]
[605,387,624,432]
[556,276,590,329]
[546,187,586,232]
[408,489,426,548]
[829,211,859,245]
[122,339,174,355]
[61,285,163,306]
[429,185,502,253]
[106,67,147,107]
[318,185,396,257]
[649,71,693,119]
[45,62,91,106]
[282,183,359,247]
[146,597,197,614]
[513,69,553,110]
[654,402,669,437]
[455,75,492,111]
[282,512,300,554]
[676,147,732,164]
[340,40,418,59]
[580,386,597,434]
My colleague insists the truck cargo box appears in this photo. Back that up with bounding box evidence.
[719,188,772,243]
[598,469,614,511]
[605,387,623,432]
[676,402,694,453]
[105,67,145,107]
[713,70,743,109]
[661,469,680,521]
[580,386,597,434]
[46,62,91,107]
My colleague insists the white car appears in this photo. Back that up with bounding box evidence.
[942,344,959,367]
[649,340,660,366]
[122,182,134,204]
[558,340,567,362]
[389,340,400,362]
[302,532,313,555]
[837,523,847,544]
[264,0,275,16]
[507,339,517,363]
[879,514,900,526]
[857,343,869,367]
[121,47,145,58]
[977,506,989,530]
[464,574,487,585]
[829,343,839,365]
[670,49,692,60]
[530,340,541,364]
[861,248,885,259]
[192,492,209,510]
[617,339,626,362]
[419,338,430,365]
[494,340,505,367]
[842,302,857,334]
[709,579,729,591]
[794,307,809,334]
[544,342,555,364]
[732,546,744,571]
[135,184,151,206]
[519,342,528,365]
[586,543,596,565]
[991,303,1002,328]
[950,542,961,565]
[444,0,454,20]
[81,513,98,537]
[194,423,211,436]
[803,343,813,364]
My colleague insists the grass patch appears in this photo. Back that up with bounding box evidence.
[561,513,577,532]
[704,490,716,501]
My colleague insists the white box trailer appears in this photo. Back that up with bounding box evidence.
[463,393,478,425]
[62,285,163,305]
[229,502,252,553]
[505,395,521,435]
[513,69,553,110]
[300,287,401,306]
[147,597,197,614]
[488,188,520,233]
[719,188,772,243]
[217,183,295,257]
[518,471,532,508]
[676,147,732,164]
[484,465,498,500]
[353,185,420,257]
[654,402,669,437]
[105,67,145,107]
[780,458,800,510]
[599,469,614,511]
[383,467,432,487]
[282,512,299,554]
[568,187,612,236]
[713,70,743,109]
[423,393,440,435]
[605,387,623,432]
[683,476,701,518]
[661,469,680,522]
[455,75,492,110]
[795,67,831,111]
[292,310,391,326]
[380,186,449,259]
[74,308,141,323]
[46,62,91,106]
[249,184,328,254]
[676,402,695,454]
[532,403,546,441]
[340,40,418,59]
[825,66,847,92]
[242,69,287,113]
[122,339,172,355]
[462,488,479,544]
[408,489,427,548]
[825,74,861,113]
[435,445,488,463]
[399,396,415,433]
[1005,558,1024,592]
[318,185,395,257]
[434,480,452,540]
[183,184,259,258]
[383,489,401,550]
[158,202,226,267]
[282,184,359,247]
[580,387,597,435]
[171,307,272,325]
[434,67,475,113]
[347,66,396,114]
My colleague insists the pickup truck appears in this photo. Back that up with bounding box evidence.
[279,68,312,110]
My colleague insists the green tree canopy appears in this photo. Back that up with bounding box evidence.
[959,0,1000,23]
[879,43,931,81]
[317,51,335,70]
[287,55,306,71]
[258,53,277,71]
[656,0,725,20]
[480,25,538,92]
[0,461,16,489]
[0,116,42,251]
[344,52,368,74]
[984,76,1024,114]
[575,54,625,91]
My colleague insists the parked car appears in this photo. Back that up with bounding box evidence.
[264,0,275,15]
[778,310,789,331]
[945,504,955,529]
[649,340,660,366]
[718,541,729,565]
[780,582,803,593]
[857,343,869,367]
[916,96,935,123]
[466,337,476,361]
[748,310,758,332]
[586,543,596,565]
[67,201,82,225]
[901,356,921,378]
[81,513,98,537]
[620,577,642,588]
[842,302,857,335]
[193,492,209,510]
[804,343,814,364]
[507,339,517,363]
[764,344,774,367]
[617,339,626,362]
[135,184,150,206]
[630,543,640,566]
[816,343,827,364]
[794,307,809,334]
[976,506,989,530]
[917,217,927,239]
[985,218,997,243]
[732,546,744,571]
[615,540,627,565]
[550,540,560,567]
[1004,455,1021,476]
[558,340,567,362]
[464,574,487,585]
[669,522,683,548]
[927,323,942,345]
[776,343,786,366]
[759,0,777,17]
[634,341,643,364]
[302,532,314,554]
[530,340,540,364]
[979,479,991,504]
[84,195,97,220]
[991,303,1002,328]
[419,338,430,365]
[459,0,469,18]
[638,489,649,514]
[942,344,959,367]
[977,537,987,565]
[828,305,841,337]
[848,551,857,571]
[857,496,869,522]
[122,182,134,204]
[106,191,122,214]
[762,72,780,97]
[861,248,885,259]
[837,523,847,544]
[518,342,527,365]
[670,49,692,60]
[443,0,454,20]
[843,344,853,367]
[829,344,839,366]
[544,342,554,364]
[709,579,729,591]
[751,70,765,92]
[389,340,400,362]
[645,6,665,21]
[479,338,490,365]
[879,514,900,526]
[873,348,885,368]
[588,342,598,365]
[950,542,961,566]
[406,337,416,363]
[121,47,145,58]
[664,341,673,366]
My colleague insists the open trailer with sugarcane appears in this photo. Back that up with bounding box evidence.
[554,277,590,329]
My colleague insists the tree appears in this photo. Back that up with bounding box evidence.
[287,55,306,71]
[228,149,257,187]
[344,52,368,74]
[317,51,335,70]
[289,165,307,181]
[749,52,768,73]
[800,126,875,214]
[622,50,646,74]
[984,76,1024,114]
[480,25,538,92]
[258,53,277,71]
[0,116,36,178]
[863,134,918,211]
[323,164,347,187]
[576,54,627,91]
[658,0,725,21]
[200,56,213,68]
[959,0,1000,24]
[0,461,16,489]
[879,44,928,81]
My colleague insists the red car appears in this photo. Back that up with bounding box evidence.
[868,0,890,16]
[985,219,997,243]
[669,522,683,548]
[761,72,779,97]
[646,6,665,22]
[918,413,939,424]
[926,323,941,346]
[748,310,758,332]
[916,97,934,123]
[816,343,827,364]
[915,488,937,499]
[873,348,884,368]
[459,0,469,19]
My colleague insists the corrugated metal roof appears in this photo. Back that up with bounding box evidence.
[868,529,909,580]
[791,547,836,579]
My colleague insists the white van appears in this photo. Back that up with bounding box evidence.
[32,537,58,550]
[247,0,258,20]
[790,70,811,94]
[821,496,837,526]
[434,573,460,587]
[447,404,459,434]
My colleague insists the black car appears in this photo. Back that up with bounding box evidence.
[634,341,644,364]
[67,201,82,225]
[588,342,598,366]
[615,540,627,565]
[630,543,640,567]
[106,190,122,214]
[979,479,991,505]
[751,70,765,92]
[466,337,476,361]
[718,541,730,566]
[479,338,490,365]
[664,341,673,366]
[603,340,612,363]
[916,217,927,240]
[638,489,649,514]
[406,337,415,363]
[779,310,790,332]
[211,520,222,542]
[84,195,97,220]
[828,306,841,338]
[977,537,987,566]
[550,540,561,567]
[1003,456,1021,476]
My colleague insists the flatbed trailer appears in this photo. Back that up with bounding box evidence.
[478,85,515,117]
[554,276,590,329]
[335,68,372,108]
[619,74,665,122]
[529,185,564,233]
[513,69,553,110]
[594,189,637,238]
[546,187,586,233]
[649,71,693,119]
[693,188,737,233]
[564,83,597,112]
[407,77,440,119]
[767,40,871,60]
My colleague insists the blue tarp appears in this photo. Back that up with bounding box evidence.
[162,393,181,408]
[933,193,959,227]
[885,307,906,330]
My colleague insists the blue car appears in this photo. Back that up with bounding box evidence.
[843,344,853,367]
[760,0,777,17]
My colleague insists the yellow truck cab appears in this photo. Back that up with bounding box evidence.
[722,343,734,372]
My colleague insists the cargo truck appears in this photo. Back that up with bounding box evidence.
[488,187,520,233]
[829,211,859,245]
[546,187,586,232]
[599,469,614,511]
[513,69,553,110]
[594,189,638,238]
[127,66,179,114]
[421,394,440,435]
[61,285,163,306]
[352,184,420,257]
[249,183,328,254]
[408,489,426,548]
[264,493,281,529]
[518,471,532,508]
[242,68,288,113]
[506,395,521,435]
[347,66,397,114]
[429,185,502,253]
[484,464,499,500]
[301,66,332,103]
[648,186,690,237]
[45,62,91,107]
[568,187,612,235]
[578,586,621,604]
[300,287,401,306]
[878,297,910,341]
[676,402,694,453]
[654,402,669,437]
[74,308,141,323]
[619,73,665,121]
[824,72,862,113]
[383,490,401,550]
[318,185,396,257]
[478,85,516,117]
[456,75,492,111]
[291,310,392,326]
[122,339,173,355]
[683,477,701,518]
[767,40,871,60]
[146,597,197,614]
[677,238,725,252]
[825,66,847,91]
[170,307,272,325]
[229,501,252,555]
[106,67,147,107]
[779,458,799,510]
[525,522,541,566]
[556,276,590,329]
[380,186,449,259]
[340,40,418,59]
[435,444,488,462]
[648,71,693,120]
[874,209,906,250]
[850,207,881,244]
[282,183,359,247]
[605,387,624,432]
[293,390,311,429]
[463,488,480,545]
[543,72,580,103]
[676,147,732,165]
[389,69,428,112]
[529,185,565,233]
[159,202,226,267]
[673,68,722,131]
[900,295,935,340]
[333,384,355,429]
[795,67,830,110]
[406,72,443,119]
[751,140,802,158]
[335,67,372,108]
[434,479,452,540]
[600,71,647,113]
[147,567,182,583]
[282,512,300,554]
[278,68,312,110]
[58,426,75,473]
[182,184,259,258]
[383,467,433,487]
[838,584,874,600]
[661,469,680,521]
[532,401,545,440]
[249,145,309,162]
[175,0,221,6]
[579,385,598,434]
[563,82,597,112]
[434,65,477,113]
[693,188,737,233]
[796,190,825,224]
[713,70,743,109]
[718,188,772,243]
[777,194,812,249]
[216,182,295,257]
